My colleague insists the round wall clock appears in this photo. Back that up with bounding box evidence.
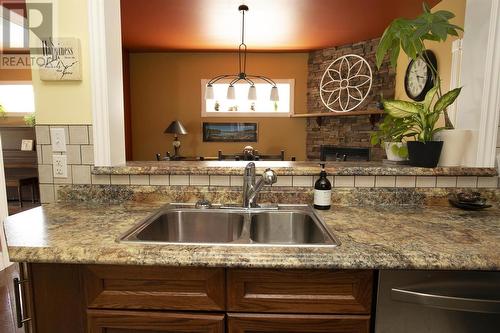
[404,50,438,101]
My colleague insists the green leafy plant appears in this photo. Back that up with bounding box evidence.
[375,2,462,128]
[0,104,6,118]
[24,113,36,126]
[370,114,413,146]
[383,86,462,142]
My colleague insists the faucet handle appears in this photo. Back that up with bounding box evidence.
[262,168,277,185]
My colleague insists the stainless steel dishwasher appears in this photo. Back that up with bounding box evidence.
[375,270,500,333]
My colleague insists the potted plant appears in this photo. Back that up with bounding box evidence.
[375,2,466,166]
[370,115,412,162]
[383,86,461,167]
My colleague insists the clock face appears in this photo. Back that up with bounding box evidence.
[404,51,437,101]
[407,58,428,98]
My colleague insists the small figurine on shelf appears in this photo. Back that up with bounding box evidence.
[214,100,220,111]
[273,101,278,112]
[250,102,256,111]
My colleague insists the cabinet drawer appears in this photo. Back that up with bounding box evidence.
[88,309,225,333]
[227,313,370,333]
[227,269,373,314]
[84,265,225,311]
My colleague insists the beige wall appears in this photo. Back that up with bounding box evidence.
[27,0,93,125]
[394,0,466,100]
[129,52,308,161]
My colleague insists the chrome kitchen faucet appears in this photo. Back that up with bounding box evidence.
[242,162,277,208]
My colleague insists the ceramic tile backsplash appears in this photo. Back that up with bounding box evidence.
[111,175,130,185]
[209,175,231,186]
[35,126,499,203]
[149,175,169,186]
[456,176,478,188]
[130,175,150,185]
[355,176,375,188]
[375,176,396,188]
[396,176,416,188]
[69,126,89,144]
[416,176,436,188]
[293,176,313,187]
[335,176,355,187]
[170,175,190,186]
[35,125,94,202]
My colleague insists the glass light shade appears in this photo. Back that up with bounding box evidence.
[248,85,257,100]
[205,84,214,100]
[270,86,279,101]
[227,85,236,99]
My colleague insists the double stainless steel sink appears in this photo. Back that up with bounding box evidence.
[119,204,340,247]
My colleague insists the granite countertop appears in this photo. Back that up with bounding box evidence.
[92,161,497,177]
[4,202,500,270]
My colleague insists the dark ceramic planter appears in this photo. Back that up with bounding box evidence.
[407,141,443,168]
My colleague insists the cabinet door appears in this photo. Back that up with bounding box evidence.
[87,309,225,333]
[227,269,373,314]
[84,265,225,311]
[227,313,370,333]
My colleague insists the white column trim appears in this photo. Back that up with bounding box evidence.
[0,135,12,269]
[477,0,500,167]
[88,0,126,166]
[449,38,463,126]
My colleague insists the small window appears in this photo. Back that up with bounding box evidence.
[201,79,294,117]
[0,84,35,115]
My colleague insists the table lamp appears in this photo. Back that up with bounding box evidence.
[164,120,188,158]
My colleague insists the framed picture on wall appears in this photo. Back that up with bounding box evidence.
[20,139,34,151]
[202,122,258,142]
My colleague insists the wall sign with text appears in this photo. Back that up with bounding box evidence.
[39,38,82,81]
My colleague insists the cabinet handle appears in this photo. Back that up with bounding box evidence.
[391,287,500,313]
[13,277,32,328]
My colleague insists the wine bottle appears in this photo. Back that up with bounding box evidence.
[314,163,331,210]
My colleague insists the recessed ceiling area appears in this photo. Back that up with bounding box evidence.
[120,0,440,52]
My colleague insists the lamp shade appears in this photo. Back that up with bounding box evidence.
[270,86,279,101]
[248,85,257,100]
[164,120,188,135]
[227,85,236,99]
[205,84,214,100]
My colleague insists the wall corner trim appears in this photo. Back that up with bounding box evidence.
[88,0,126,166]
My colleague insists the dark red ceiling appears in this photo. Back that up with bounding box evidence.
[120,0,440,51]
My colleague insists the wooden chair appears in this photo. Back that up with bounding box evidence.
[6,175,38,207]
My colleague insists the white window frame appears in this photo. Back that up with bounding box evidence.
[0,81,35,116]
[200,79,294,118]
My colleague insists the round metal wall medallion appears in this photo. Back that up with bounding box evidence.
[319,54,373,112]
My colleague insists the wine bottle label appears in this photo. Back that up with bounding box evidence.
[314,189,331,206]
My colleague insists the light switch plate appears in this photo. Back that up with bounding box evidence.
[53,155,68,178]
[50,128,66,152]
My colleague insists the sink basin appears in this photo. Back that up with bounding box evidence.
[250,211,327,244]
[124,210,244,243]
[119,204,340,247]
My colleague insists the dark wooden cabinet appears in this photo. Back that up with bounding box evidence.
[29,263,86,333]
[227,313,371,333]
[23,263,374,333]
[227,269,373,314]
[84,265,225,311]
[87,310,225,333]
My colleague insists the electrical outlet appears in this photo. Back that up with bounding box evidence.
[50,128,67,152]
[53,155,68,178]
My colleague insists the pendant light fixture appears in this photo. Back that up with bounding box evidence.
[205,4,279,102]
